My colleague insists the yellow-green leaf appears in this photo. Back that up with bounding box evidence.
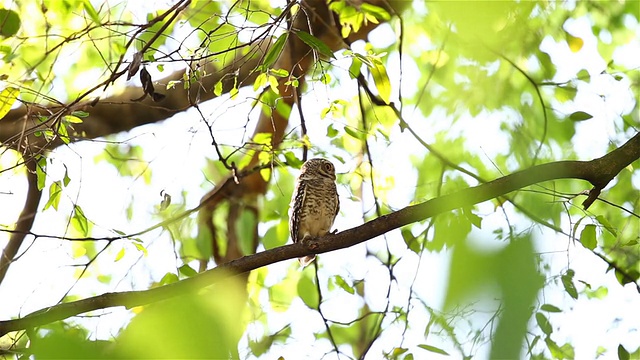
[114,247,126,262]
[72,205,89,236]
[0,87,19,120]
[370,62,391,104]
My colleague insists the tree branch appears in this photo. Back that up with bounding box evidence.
[1,131,638,336]
[0,159,42,286]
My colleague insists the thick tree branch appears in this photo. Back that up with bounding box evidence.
[1,132,638,336]
[0,159,42,285]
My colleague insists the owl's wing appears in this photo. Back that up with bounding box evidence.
[289,180,308,243]
[333,184,340,220]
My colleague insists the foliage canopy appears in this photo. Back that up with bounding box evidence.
[0,0,639,359]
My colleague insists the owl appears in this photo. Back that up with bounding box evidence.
[289,158,340,266]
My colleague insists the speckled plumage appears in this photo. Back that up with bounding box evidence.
[289,158,340,266]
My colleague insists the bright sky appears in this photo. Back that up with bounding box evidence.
[0,2,639,359]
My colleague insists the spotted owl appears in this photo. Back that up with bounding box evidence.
[289,158,340,266]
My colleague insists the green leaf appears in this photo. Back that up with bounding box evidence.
[344,126,364,140]
[348,56,362,79]
[463,207,482,229]
[43,181,62,211]
[178,264,197,278]
[579,224,597,250]
[618,344,630,360]
[418,344,449,356]
[269,68,289,77]
[561,269,578,299]
[261,33,287,70]
[71,110,90,118]
[72,205,89,236]
[0,9,20,37]
[36,156,47,190]
[262,221,288,250]
[297,273,319,309]
[235,208,257,256]
[545,337,575,360]
[540,304,562,313]
[535,312,552,335]
[159,272,179,285]
[595,215,617,237]
[401,228,421,254]
[370,61,391,104]
[63,166,71,187]
[294,30,335,59]
[80,0,101,24]
[133,242,148,256]
[360,3,391,21]
[333,275,355,295]
[569,111,593,121]
[0,87,19,120]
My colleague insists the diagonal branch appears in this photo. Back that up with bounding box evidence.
[1,131,638,336]
[0,159,42,286]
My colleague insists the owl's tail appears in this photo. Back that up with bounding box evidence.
[298,255,316,267]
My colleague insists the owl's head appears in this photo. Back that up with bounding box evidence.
[300,158,336,180]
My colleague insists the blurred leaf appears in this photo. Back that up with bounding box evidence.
[569,111,593,121]
[80,0,101,24]
[332,275,355,295]
[566,33,584,52]
[0,86,19,120]
[0,9,20,37]
[158,272,179,285]
[178,264,197,278]
[262,220,289,250]
[114,247,125,262]
[536,312,552,335]
[418,344,449,356]
[579,224,597,250]
[297,272,319,309]
[462,207,482,229]
[235,207,257,256]
[595,215,617,237]
[540,304,562,313]
[561,270,578,299]
[401,229,421,254]
[116,278,244,358]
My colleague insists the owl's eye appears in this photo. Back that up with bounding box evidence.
[324,163,332,171]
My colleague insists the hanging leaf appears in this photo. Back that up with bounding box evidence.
[261,33,287,70]
[370,61,391,104]
[71,205,89,236]
[579,224,597,250]
[561,269,578,299]
[294,30,335,59]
